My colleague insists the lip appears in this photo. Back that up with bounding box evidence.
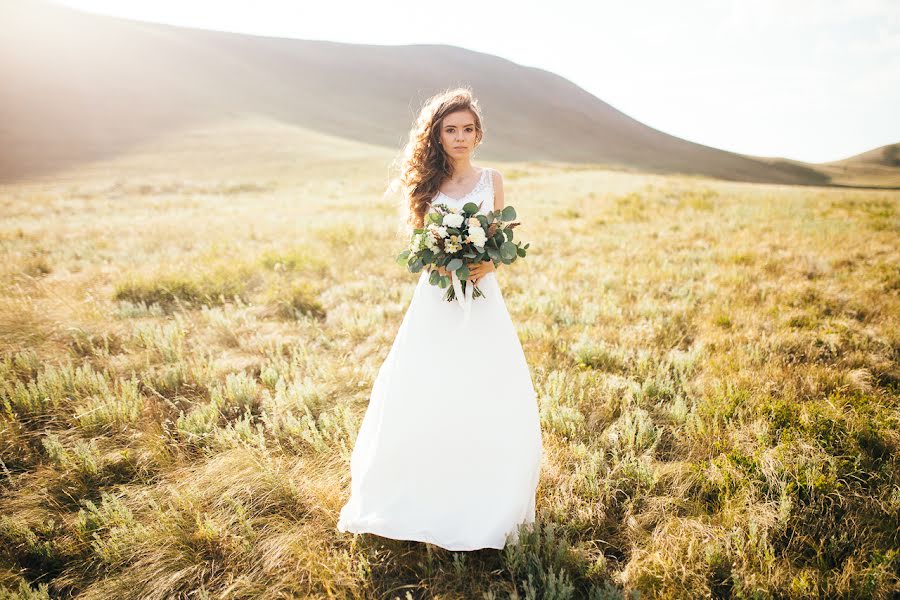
[453,146,467,150]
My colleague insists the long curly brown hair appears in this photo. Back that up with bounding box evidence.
[391,87,485,231]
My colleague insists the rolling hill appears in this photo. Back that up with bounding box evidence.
[0,0,896,188]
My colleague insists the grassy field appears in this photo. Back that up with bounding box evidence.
[0,155,898,599]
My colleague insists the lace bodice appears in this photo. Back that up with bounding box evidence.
[428,167,494,216]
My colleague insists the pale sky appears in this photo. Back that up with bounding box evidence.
[55,0,900,164]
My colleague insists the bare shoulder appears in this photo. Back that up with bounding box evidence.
[485,167,504,211]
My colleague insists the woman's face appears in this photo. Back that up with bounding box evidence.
[439,110,479,158]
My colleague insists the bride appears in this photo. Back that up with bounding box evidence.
[336,87,544,551]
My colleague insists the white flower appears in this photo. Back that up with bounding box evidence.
[443,213,464,228]
[468,217,481,228]
[467,226,486,247]
[444,240,462,253]
[436,225,448,238]
[409,232,424,253]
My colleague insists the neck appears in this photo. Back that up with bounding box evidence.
[449,156,474,177]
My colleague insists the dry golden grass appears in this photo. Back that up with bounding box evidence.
[0,157,898,599]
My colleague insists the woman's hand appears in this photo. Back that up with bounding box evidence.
[467,260,495,285]
[431,261,494,283]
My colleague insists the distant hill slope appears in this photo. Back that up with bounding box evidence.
[828,144,900,168]
[798,143,900,188]
[0,1,897,188]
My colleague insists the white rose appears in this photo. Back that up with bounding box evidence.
[443,213,464,228]
[409,232,423,253]
[467,226,486,247]
[436,225,448,238]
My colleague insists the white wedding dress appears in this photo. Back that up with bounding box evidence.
[336,166,544,551]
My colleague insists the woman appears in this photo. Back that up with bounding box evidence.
[336,87,543,551]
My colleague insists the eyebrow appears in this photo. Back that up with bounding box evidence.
[444,124,475,128]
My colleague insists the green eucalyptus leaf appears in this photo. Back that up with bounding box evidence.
[500,206,517,221]
[446,258,463,271]
[457,265,470,280]
[517,246,526,257]
[500,241,517,260]
[463,201,479,214]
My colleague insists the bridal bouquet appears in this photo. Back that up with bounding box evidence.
[396,200,529,302]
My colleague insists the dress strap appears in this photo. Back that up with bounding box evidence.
[483,167,494,209]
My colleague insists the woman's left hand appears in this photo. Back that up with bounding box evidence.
[467,260,495,285]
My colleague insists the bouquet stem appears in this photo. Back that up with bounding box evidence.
[444,281,485,302]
